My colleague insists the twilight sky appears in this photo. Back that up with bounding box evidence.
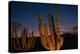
[10,1,78,36]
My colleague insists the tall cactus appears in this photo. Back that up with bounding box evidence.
[11,23,21,50]
[22,28,27,49]
[38,12,55,50]
[27,31,36,50]
[48,8,55,50]
[54,5,63,50]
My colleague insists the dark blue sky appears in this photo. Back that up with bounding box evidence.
[10,1,78,36]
